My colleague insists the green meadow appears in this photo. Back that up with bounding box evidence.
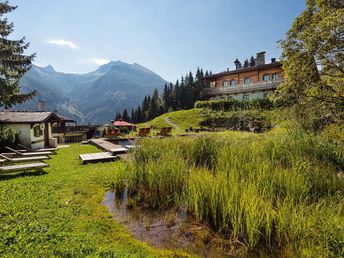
[0,144,186,257]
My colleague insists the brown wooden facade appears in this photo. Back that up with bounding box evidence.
[204,52,284,99]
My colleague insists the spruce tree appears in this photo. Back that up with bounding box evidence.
[0,1,36,107]
[122,109,129,121]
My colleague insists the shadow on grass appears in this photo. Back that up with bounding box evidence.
[0,169,48,181]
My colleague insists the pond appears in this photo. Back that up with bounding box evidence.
[102,190,234,257]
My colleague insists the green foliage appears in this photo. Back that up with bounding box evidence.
[113,129,344,256]
[273,0,344,128]
[0,1,36,107]
[0,144,179,257]
[0,125,16,150]
[194,98,273,111]
[200,109,272,132]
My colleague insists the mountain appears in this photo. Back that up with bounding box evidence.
[16,62,167,124]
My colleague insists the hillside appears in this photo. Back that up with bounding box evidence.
[137,109,203,134]
[16,62,167,124]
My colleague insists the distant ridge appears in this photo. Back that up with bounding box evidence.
[16,61,167,124]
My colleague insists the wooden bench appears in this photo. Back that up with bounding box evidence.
[156,127,172,136]
[79,152,118,164]
[0,154,50,165]
[5,146,52,156]
[0,162,48,173]
[137,128,150,137]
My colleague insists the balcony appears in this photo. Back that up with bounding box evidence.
[203,79,283,96]
[52,125,93,134]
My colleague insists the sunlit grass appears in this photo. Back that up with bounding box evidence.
[115,127,344,257]
[0,144,184,257]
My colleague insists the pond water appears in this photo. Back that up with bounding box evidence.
[102,190,233,257]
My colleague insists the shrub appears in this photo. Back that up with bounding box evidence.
[0,125,16,151]
[194,98,273,111]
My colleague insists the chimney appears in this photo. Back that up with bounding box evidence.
[38,99,46,112]
[53,109,58,115]
[271,58,276,63]
[256,51,266,66]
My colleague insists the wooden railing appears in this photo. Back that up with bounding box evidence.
[203,79,283,96]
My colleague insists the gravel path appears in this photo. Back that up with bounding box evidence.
[163,117,180,130]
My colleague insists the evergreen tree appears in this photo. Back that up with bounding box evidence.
[130,109,135,122]
[115,112,121,121]
[122,109,129,121]
[136,105,143,123]
[0,1,36,107]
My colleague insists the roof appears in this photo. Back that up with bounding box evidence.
[113,120,135,127]
[0,111,61,124]
[57,115,76,123]
[205,62,282,79]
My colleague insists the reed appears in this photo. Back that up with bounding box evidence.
[114,128,344,256]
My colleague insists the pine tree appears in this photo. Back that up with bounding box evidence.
[130,109,135,122]
[122,109,129,121]
[0,1,36,107]
[115,112,121,121]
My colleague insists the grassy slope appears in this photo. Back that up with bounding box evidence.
[136,108,203,134]
[0,144,187,257]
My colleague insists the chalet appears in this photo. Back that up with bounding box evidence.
[203,51,283,100]
[0,111,61,150]
[52,116,95,143]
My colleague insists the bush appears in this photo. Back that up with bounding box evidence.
[194,98,273,111]
[200,109,272,132]
[0,125,16,151]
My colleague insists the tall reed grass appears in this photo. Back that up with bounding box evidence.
[114,128,344,256]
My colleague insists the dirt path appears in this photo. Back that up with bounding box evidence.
[163,117,180,130]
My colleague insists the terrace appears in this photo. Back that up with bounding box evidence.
[203,79,284,97]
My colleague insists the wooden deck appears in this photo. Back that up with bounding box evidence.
[89,138,129,155]
[0,162,48,173]
[79,152,118,164]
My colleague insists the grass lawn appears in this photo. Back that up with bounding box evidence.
[0,144,187,257]
[136,108,203,135]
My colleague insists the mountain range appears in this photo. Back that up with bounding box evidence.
[16,61,167,124]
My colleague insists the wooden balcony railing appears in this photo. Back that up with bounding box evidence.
[203,79,283,96]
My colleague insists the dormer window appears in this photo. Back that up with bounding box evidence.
[272,73,279,80]
[263,74,270,81]
[244,77,250,84]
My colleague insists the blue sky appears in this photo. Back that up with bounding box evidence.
[8,0,305,82]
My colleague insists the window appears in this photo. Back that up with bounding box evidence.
[272,73,279,80]
[243,95,250,100]
[263,74,270,81]
[244,77,250,84]
[210,81,216,88]
[222,80,228,88]
[33,124,43,137]
[230,79,236,87]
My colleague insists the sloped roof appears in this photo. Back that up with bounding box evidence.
[205,62,282,79]
[113,120,135,127]
[0,111,61,123]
